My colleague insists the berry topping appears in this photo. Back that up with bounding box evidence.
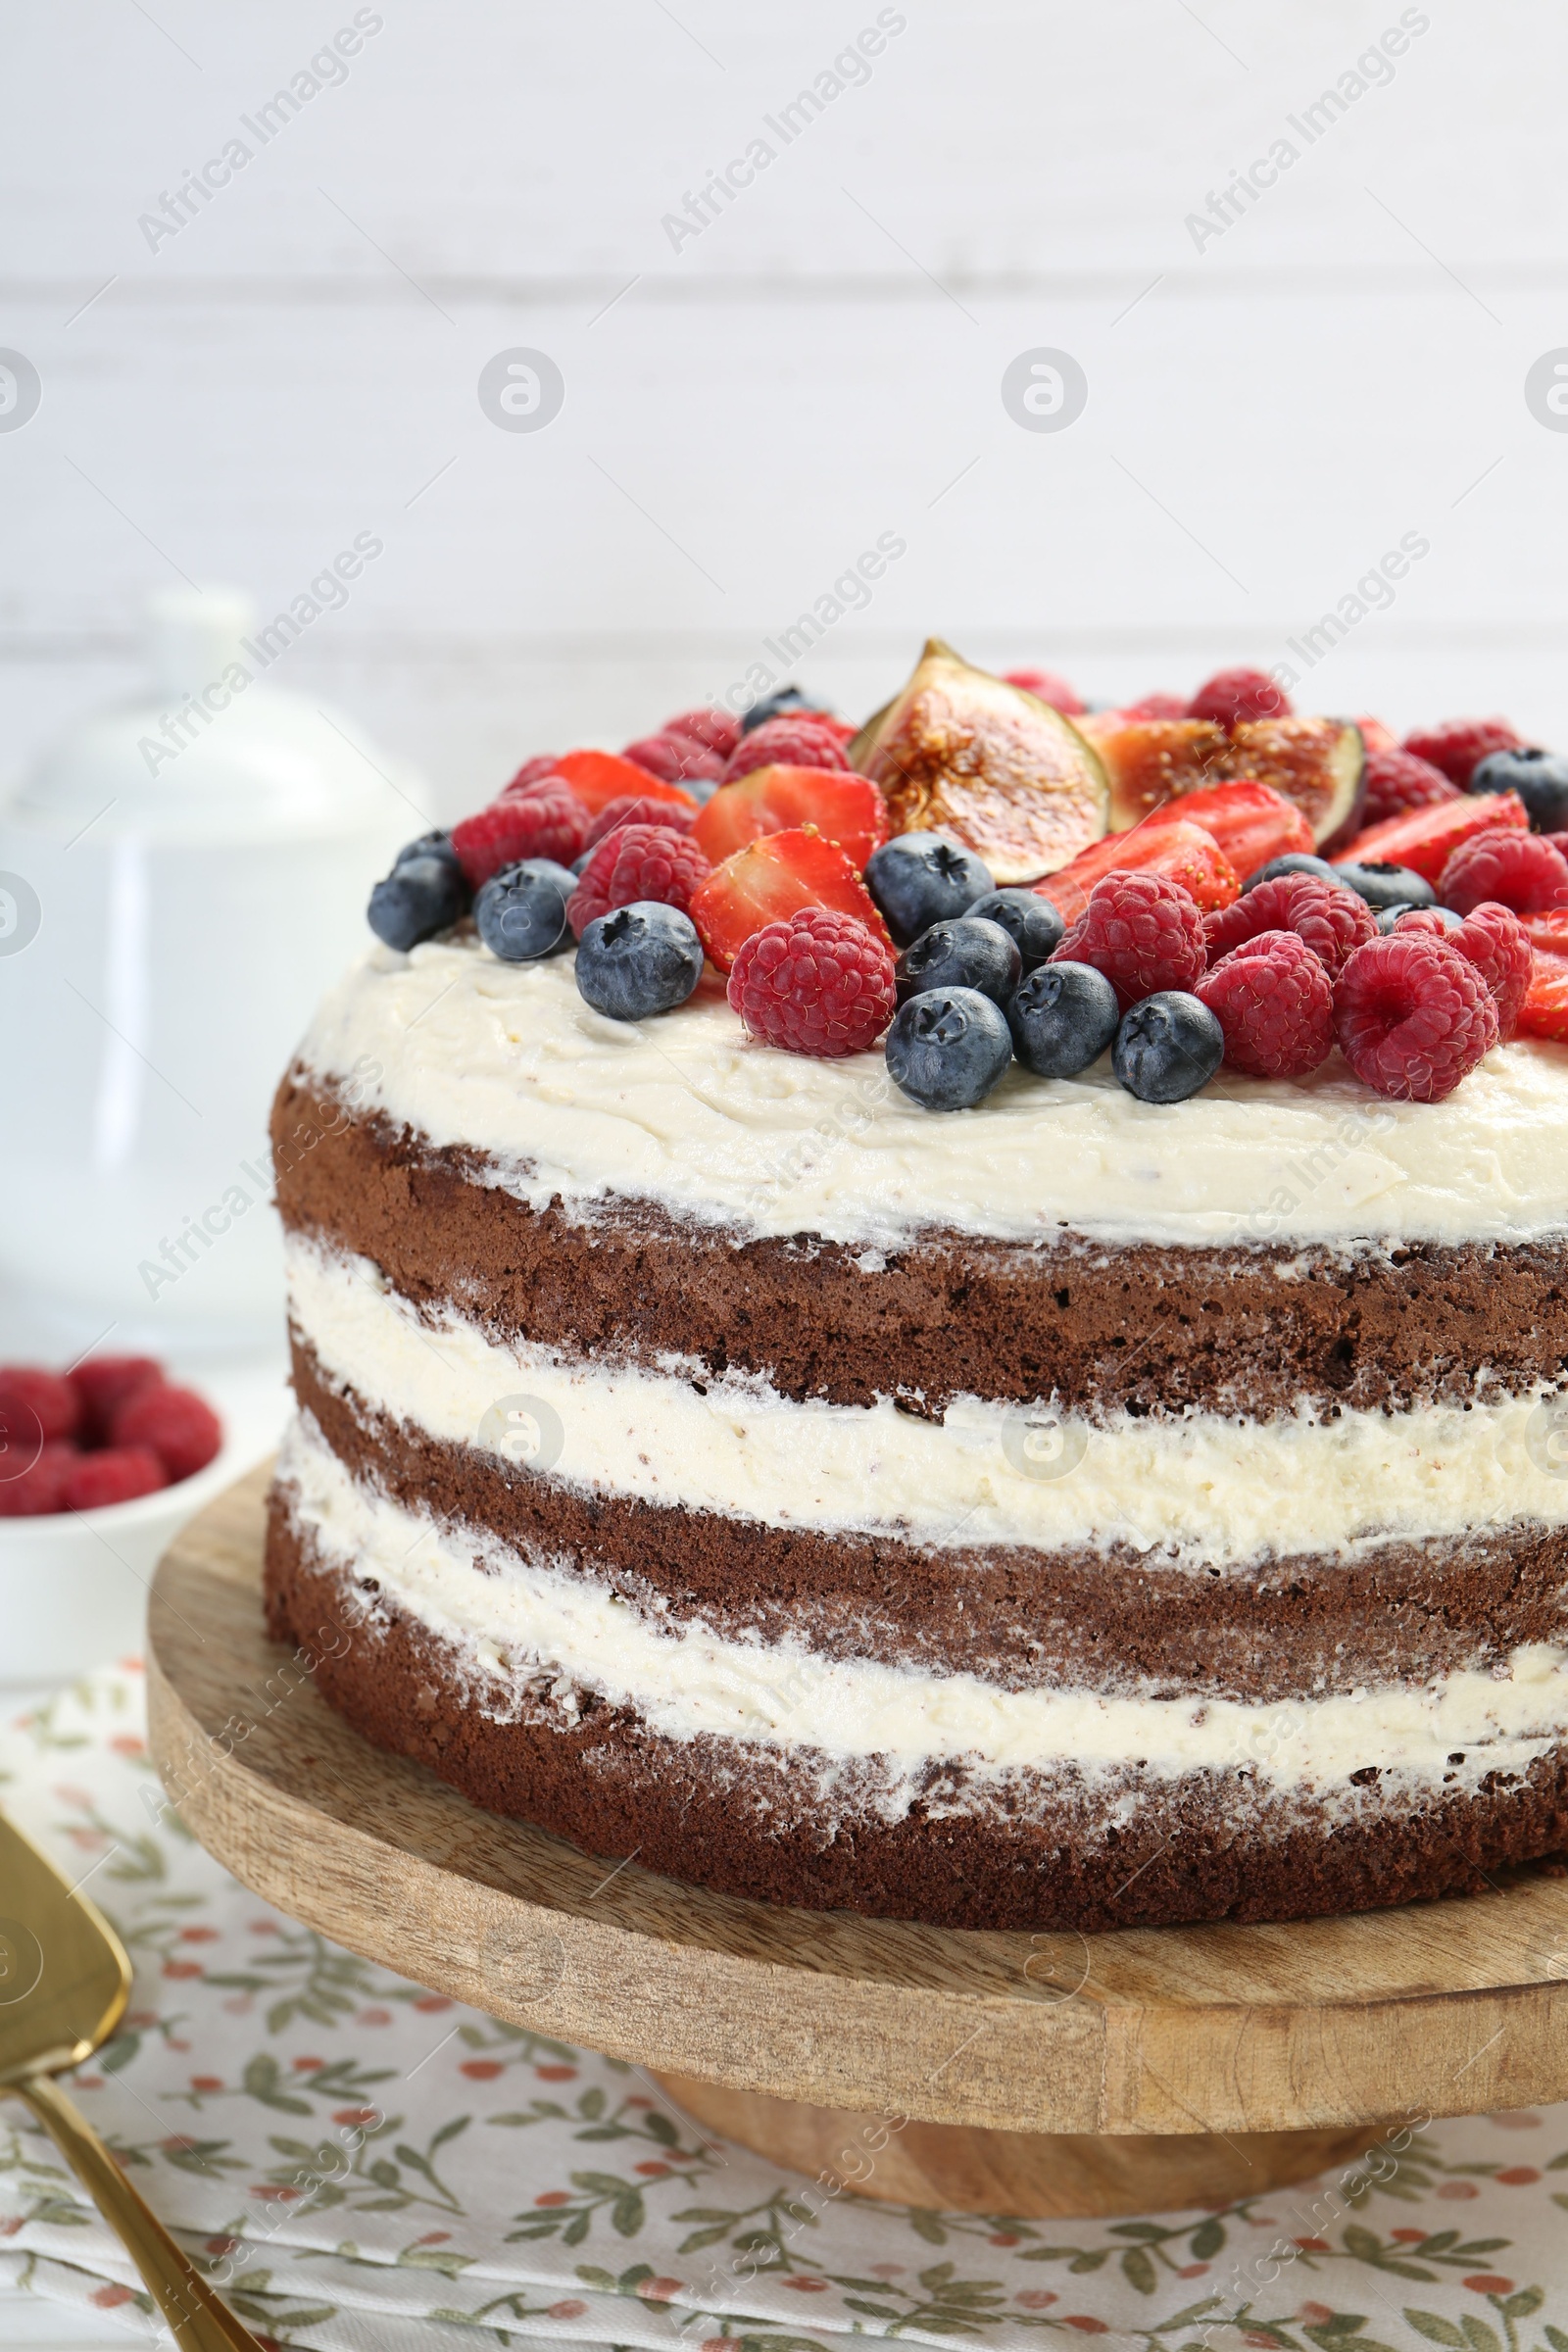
[69,1355,161,1445]
[1353,715,1398,754]
[65,1446,169,1510]
[1404,902,1532,1041]
[502,754,564,797]
[1379,905,1462,937]
[623,731,727,787]
[1243,853,1339,891]
[1196,928,1335,1079]
[1469,746,1568,833]
[863,833,993,945]
[1112,992,1224,1102]
[1164,778,1314,880]
[660,707,743,759]
[0,1366,78,1453]
[895,916,1022,1007]
[694,765,888,872]
[1403,715,1523,787]
[691,829,890,972]
[885,988,1014,1111]
[368,838,470,950]
[111,1383,222,1482]
[552,748,697,815]
[568,823,712,940]
[967,888,1065,971]
[723,715,854,781]
[0,1441,76,1517]
[1036,819,1239,928]
[583,795,699,849]
[1439,828,1568,917]
[1358,746,1458,828]
[1333,932,1497,1102]
[575,903,705,1021]
[475,859,578,961]
[1518,944,1568,1042]
[739,684,837,735]
[1334,789,1529,883]
[727,908,896,1058]
[1052,871,1207,1012]
[1204,872,1376,976]
[999,666,1086,714]
[452,790,589,888]
[1008,960,1120,1078]
[1120,692,1189,721]
[1186,666,1293,728]
[1331,859,1437,913]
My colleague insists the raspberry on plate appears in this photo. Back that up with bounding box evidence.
[66,1446,169,1511]
[0,1365,79,1451]
[1050,870,1207,1012]
[1203,870,1375,978]
[1334,789,1529,884]
[1187,667,1293,729]
[583,795,698,850]
[1333,931,1497,1102]
[111,1383,222,1482]
[723,715,853,782]
[691,827,891,972]
[69,1354,162,1445]
[1439,828,1568,917]
[1196,928,1334,1078]
[568,823,712,940]
[0,1440,77,1517]
[728,908,897,1057]
[1398,901,1533,1042]
[453,790,589,887]
[1358,747,1459,829]
[1403,715,1523,787]
[999,667,1086,714]
[623,731,727,786]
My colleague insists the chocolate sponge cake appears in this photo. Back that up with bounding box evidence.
[265,937,1568,1932]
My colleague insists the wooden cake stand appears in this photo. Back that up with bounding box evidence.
[146,1470,1568,2221]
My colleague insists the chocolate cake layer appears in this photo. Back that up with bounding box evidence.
[265,1494,1568,1934]
[293,1342,1568,1704]
[272,1071,1568,1420]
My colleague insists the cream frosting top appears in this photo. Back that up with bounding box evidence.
[297,937,1568,1251]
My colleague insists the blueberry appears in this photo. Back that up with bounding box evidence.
[1112,992,1223,1104]
[1469,746,1568,833]
[475,859,578,961]
[896,917,1021,1007]
[575,902,704,1020]
[886,987,1013,1111]
[739,683,835,734]
[1332,859,1436,912]
[864,833,994,946]
[966,888,1065,970]
[368,847,469,950]
[1378,903,1463,936]
[1243,852,1339,892]
[1008,959,1121,1078]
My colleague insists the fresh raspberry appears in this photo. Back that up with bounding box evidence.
[500,753,564,798]
[623,731,726,786]
[567,823,712,939]
[0,1366,79,1454]
[1187,667,1293,729]
[1051,871,1206,1012]
[69,1354,162,1445]
[727,908,896,1057]
[0,1440,77,1517]
[66,1446,169,1510]
[661,707,742,759]
[1119,692,1188,721]
[452,791,589,887]
[1402,716,1523,787]
[1000,667,1086,714]
[1203,872,1375,977]
[723,716,853,782]
[1358,747,1459,828]
[112,1384,222,1482]
[583,794,698,851]
[1398,902,1533,1042]
[1196,929,1334,1078]
[1440,828,1568,917]
[1333,933,1497,1102]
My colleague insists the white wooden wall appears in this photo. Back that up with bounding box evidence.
[3,0,1566,822]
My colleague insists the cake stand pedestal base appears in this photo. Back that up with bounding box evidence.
[652,2074,1387,2218]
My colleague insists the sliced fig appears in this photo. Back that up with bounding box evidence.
[1222,718,1364,846]
[852,638,1109,884]
[1075,715,1228,830]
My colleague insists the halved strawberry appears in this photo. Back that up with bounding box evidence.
[1165,778,1313,884]
[1524,911,1568,956]
[1517,942,1568,1043]
[689,827,891,972]
[694,766,889,872]
[1334,790,1529,884]
[1034,819,1241,928]
[552,749,698,816]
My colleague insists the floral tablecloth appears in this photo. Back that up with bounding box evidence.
[3,1670,1567,2352]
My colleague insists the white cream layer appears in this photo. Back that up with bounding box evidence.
[282,1412,1568,1794]
[297,937,1568,1250]
[288,1235,1568,1569]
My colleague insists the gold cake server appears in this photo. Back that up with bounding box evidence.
[0,1809,265,2348]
